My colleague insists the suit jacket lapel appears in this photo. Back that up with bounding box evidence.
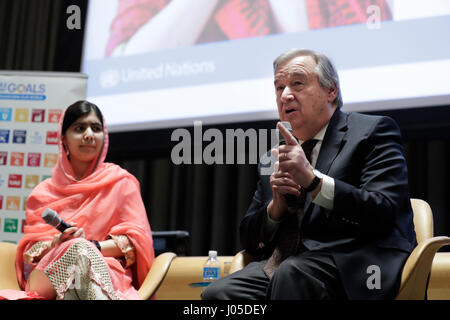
[304,109,348,212]
[315,109,348,174]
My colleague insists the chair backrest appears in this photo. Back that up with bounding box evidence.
[410,198,433,243]
[0,242,20,290]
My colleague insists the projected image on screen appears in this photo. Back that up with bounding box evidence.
[82,0,450,132]
[102,0,392,57]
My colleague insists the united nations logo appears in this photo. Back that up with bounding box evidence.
[100,69,120,89]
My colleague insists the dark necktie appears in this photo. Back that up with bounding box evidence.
[263,139,318,279]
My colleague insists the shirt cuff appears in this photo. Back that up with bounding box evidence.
[312,174,334,210]
[110,234,136,268]
[23,241,52,265]
[265,208,282,242]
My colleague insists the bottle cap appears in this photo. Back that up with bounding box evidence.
[208,250,217,258]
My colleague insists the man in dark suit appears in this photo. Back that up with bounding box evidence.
[202,49,416,300]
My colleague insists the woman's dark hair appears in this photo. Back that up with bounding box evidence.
[61,100,104,135]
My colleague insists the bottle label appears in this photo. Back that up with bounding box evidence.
[203,267,220,279]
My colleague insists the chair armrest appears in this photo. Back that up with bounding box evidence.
[428,252,450,300]
[155,256,234,299]
[138,252,176,300]
[230,250,254,274]
[0,242,20,290]
[396,236,450,300]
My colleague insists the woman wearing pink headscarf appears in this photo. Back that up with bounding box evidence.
[1,100,154,300]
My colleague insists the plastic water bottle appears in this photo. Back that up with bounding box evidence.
[203,250,221,283]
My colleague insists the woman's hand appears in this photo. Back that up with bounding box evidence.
[50,222,85,248]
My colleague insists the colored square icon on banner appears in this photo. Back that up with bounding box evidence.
[0,195,3,209]
[48,109,63,123]
[14,108,29,122]
[31,109,45,122]
[29,131,43,145]
[22,196,28,211]
[44,153,58,168]
[0,129,10,143]
[10,152,24,166]
[46,131,58,145]
[27,153,41,167]
[4,218,18,233]
[6,196,20,211]
[13,130,27,144]
[8,174,22,188]
[25,175,39,189]
[0,108,12,121]
[0,152,7,165]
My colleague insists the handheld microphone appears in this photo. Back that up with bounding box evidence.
[41,208,70,232]
[278,121,293,146]
[278,122,299,209]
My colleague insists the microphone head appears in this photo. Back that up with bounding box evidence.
[278,121,292,145]
[280,121,292,131]
[42,208,61,227]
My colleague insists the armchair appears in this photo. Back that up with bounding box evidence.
[229,198,450,300]
[0,241,176,299]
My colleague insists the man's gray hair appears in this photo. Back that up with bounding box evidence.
[273,49,343,109]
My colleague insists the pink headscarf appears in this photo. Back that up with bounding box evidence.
[15,106,154,291]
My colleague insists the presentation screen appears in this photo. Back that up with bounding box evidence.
[82,0,450,132]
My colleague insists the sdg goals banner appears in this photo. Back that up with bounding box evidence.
[0,71,87,243]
